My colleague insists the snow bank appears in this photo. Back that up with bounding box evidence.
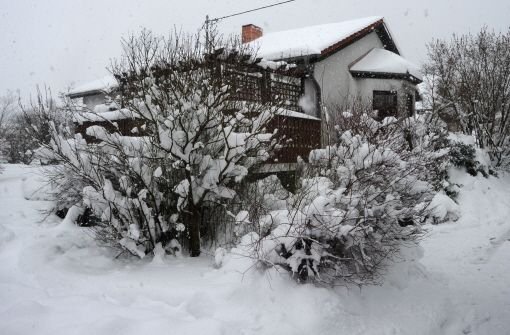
[21,171,56,201]
[2,165,510,334]
[429,192,460,222]
[0,223,15,250]
[421,170,510,334]
[217,241,451,335]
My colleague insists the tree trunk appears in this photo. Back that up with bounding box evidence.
[188,205,201,257]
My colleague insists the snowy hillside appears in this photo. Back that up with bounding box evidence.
[0,164,509,334]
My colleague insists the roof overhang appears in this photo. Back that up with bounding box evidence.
[350,71,422,84]
[67,89,108,99]
[66,76,119,99]
[260,19,400,64]
[349,47,422,84]
[319,19,399,60]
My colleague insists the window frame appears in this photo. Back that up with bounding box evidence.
[372,90,398,120]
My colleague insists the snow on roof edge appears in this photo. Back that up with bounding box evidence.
[73,109,139,123]
[68,76,119,97]
[276,109,320,121]
[350,48,422,81]
[247,16,384,60]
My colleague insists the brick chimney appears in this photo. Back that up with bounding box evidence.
[242,24,263,43]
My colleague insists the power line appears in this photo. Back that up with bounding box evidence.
[204,0,296,51]
[208,0,296,23]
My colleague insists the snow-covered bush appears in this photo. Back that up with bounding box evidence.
[247,111,449,284]
[448,141,491,177]
[428,192,460,223]
[38,29,284,258]
[236,175,289,232]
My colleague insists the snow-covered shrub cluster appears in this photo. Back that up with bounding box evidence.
[448,140,492,177]
[234,175,290,241]
[37,29,284,258]
[448,141,484,177]
[431,134,494,203]
[244,111,450,284]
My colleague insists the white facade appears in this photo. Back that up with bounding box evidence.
[247,17,421,123]
[313,31,384,105]
[81,93,107,112]
[67,75,118,112]
[312,31,416,112]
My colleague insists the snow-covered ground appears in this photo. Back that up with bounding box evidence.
[0,164,509,334]
[421,169,510,334]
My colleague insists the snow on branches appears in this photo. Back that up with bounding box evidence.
[42,29,283,258]
[245,111,449,284]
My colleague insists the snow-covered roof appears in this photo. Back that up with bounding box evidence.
[68,76,118,97]
[350,48,422,81]
[276,109,320,121]
[73,109,139,124]
[247,16,384,60]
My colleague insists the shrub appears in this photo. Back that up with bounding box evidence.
[247,111,448,285]
[37,29,285,258]
[449,141,489,177]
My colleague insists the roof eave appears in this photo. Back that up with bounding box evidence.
[317,19,400,61]
[350,70,423,85]
[268,53,320,64]
[260,18,399,65]
[67,88,119,99]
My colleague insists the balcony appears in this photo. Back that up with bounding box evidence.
[266,112,322,165]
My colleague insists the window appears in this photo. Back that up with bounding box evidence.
[373,90,397,120]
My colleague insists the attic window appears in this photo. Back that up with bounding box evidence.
[373,90,397,120]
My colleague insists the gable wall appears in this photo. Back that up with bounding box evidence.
[82,93,106,112]
[313,31,384,106]
[312,31,416,112]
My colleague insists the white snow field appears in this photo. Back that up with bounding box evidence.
[0,164,509,334]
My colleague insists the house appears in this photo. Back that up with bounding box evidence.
[67,59,322,171]
[68,16,421,173]
[243,16,422,121]
[67,76,119,112]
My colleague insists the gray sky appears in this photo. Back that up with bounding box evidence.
[1,0,509,96]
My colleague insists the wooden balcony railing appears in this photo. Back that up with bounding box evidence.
[266,114,322,164]
[74,112,322,166]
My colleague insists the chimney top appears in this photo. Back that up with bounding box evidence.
[242,24,263,44]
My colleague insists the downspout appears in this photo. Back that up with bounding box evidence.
[308,57,331,165]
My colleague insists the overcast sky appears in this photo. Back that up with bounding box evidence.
[1,0,509,96]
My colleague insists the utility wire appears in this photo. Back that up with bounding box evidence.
[208,0,296,23]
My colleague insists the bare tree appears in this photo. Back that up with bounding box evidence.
[0,92,16,136]
[0,92,17,165]
[425,27,510,166]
